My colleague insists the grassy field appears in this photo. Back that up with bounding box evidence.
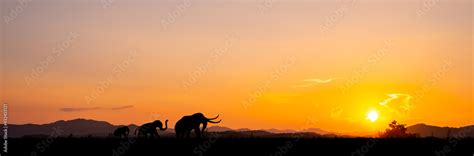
[6,137,474,156]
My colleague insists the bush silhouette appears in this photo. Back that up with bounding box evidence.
[379,120,417,138]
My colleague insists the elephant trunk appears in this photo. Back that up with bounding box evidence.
[160,120,168,131]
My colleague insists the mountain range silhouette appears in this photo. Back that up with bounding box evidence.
[7,118,474,138]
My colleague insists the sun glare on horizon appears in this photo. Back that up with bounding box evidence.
[367,110,379,123]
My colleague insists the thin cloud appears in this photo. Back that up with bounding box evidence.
[60,105,134,112]
[110,105,134,110]
[293,78,336,88]
[303,78,334,83]
[379,94,413,114]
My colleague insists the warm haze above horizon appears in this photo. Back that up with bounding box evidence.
[1,0,473,136]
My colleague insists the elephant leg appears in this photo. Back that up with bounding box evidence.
[185,131,191,138]
[137,129,142,137]
[146,130,152,138]
[202,122,208,137]
[194,128,202,138]
[151,131,158,138]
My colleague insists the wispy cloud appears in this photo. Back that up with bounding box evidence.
[379,94,413,114]
[60,105,134,112]
[109,105,134,110]
[304,78,334,83]
[293,78,336,88]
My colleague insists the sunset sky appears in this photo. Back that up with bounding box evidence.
[1,0,472,135]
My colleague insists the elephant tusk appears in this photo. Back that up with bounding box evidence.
[208,119,221,124]
[207,115,219,120]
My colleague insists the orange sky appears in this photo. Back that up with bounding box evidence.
[1,0,473,135]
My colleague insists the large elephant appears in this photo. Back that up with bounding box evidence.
[135,120,168,138]
[114,126,130,138]
[175,113,221,138]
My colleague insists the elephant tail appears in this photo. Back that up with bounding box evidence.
[160,120,169,131]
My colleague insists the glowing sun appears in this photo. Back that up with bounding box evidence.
[367,110,379,122]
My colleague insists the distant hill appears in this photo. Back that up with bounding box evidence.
[8,119,139,138]
[407,124,474,138]
[7,119,473,138]
[207,126,233,132]
[301,128,331,135]
[6,118,335,138]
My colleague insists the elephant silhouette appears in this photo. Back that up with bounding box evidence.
[135,120,168,138]
[113,126,130,138]
[175,113,221,138]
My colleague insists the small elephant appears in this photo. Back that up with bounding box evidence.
[175,113,221,138]
[135,120,168,138]
[114,126,130,138]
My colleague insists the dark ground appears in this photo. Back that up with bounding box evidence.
[4,137,474,156]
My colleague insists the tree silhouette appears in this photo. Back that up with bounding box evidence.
[379,120,417,138]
